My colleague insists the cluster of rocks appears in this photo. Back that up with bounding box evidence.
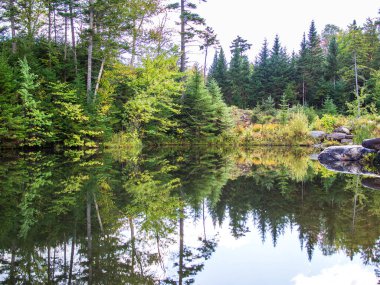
[310,126,354,144]
[317,138,380,179]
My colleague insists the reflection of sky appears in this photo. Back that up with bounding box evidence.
[180,210,377,285]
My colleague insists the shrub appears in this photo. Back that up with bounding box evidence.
[287,112,309,139]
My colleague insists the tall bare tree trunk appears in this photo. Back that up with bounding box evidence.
[86,0,94,104]
[94,57,105,102]
[68,226,76,285]
[48,0,52,41]
[179,208,184,285]
[69,0,78,76]
[10,0,17,54]
[87,191,93,284]
[354,52,360,117]
[180,0,185,73]
[203,46,208,82]
[64,5,68,82]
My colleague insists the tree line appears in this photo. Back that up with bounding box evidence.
[0,1,379,148]
[208,18,380,114]
[0,0,231,148]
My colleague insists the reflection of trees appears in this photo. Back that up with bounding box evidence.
[210,162,380,264]
[0,147,380,283]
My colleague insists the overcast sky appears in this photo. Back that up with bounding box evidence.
[187,0,379,65]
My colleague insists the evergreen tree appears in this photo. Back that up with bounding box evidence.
[0,55,24,145]
[181,68,229,138]
[227,36,252,108]
[207,79,232,134]
[207,51,218,80]
[267,34,290,105]
[250,39,270,106]
[211,48,229,98]
[325,36,338,87]
[303,21,325,106]
[18,58,52,147]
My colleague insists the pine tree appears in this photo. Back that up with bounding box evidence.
[181,68,216,138]
[207,51,218,80]
[212,48,228,98]
[207,79,232,134]
[251,39,270,106]
[0,55,24,145]
[267,34,290,105]
[18,58,53,147]
[303,21,325,106]
[325,36,338,87]
[227,36,252,108]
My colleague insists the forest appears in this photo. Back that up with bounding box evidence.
[0,0,380,148]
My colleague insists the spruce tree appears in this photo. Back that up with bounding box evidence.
[227,36,252,108]
[267,35,290,105]
[251,39,270,106]
[212,48,228,98]
[181,67,217,138]
[304,20,325,106]
[18,58,53,147]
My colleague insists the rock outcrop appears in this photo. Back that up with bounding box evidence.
[362,178,380,190]
[317,145,375,163]
[310,126,353,144]
[318,159,380,177]
[362,138,380,151]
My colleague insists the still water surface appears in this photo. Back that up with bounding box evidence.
[0,147,379,284]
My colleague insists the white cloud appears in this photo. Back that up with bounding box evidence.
[292,263,377,285]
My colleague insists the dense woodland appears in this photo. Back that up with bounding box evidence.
[0,0,379,148]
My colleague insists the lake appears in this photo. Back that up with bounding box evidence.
[0,147,379,284]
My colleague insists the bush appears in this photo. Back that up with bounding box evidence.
[287,112,309,139]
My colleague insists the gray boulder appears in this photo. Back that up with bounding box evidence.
[326,132,348,141]
[310,131,326,140]
[319,160,380,177]
[362,138,380,151]
[362,178,380,190]
[333,126,351,135]
[318,145,375,163]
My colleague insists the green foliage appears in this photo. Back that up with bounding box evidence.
[317,114,337,133]
[287,112,309,139]
[18,58,53,147]
[321,96,338,115]
[181,68,230,139]
[123,54,183,141]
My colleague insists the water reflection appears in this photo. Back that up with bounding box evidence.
[0,147,379,284]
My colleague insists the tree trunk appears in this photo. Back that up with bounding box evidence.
[87,191,93,284]
[179,208,184,285]
[53,7,57,43]
[86,0,94,104]
[68,226,76,285]
[354,52,360,117]
[180,0,185,73]
[64,5,68,82]
[203,46,208,82]
[94,57,105,102]
[93,193,104,233]
[10,0,17,53]
[69,0,78,76]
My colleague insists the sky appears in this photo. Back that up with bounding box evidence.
[187,0,380,65]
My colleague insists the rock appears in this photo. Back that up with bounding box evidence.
[362,178,380,190]
[318,145,375,163]
[326,132,349,141]
[310,131,326,140]
[341,139,353,144]
[333,126,351,134]
[319,160,380,177]
[309,153,320,160]
[362,138,380,151]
